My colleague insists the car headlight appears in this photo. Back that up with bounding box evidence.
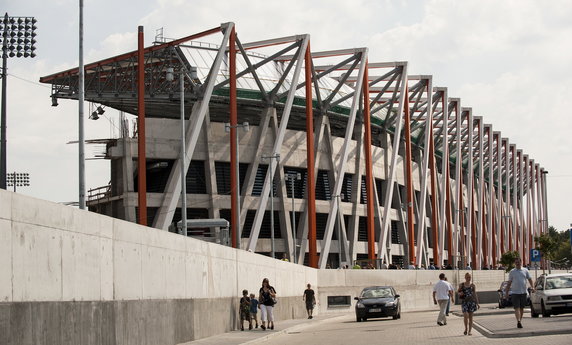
[356,302,365,308]
[547,296,562,302]
[385,301,396,307]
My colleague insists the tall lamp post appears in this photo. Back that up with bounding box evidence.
[262,153,280,258]
[6,171,29,192]
[334,193,345,268]
[0,14,37,190]
[225,121,249,248]
[287,172,301,263]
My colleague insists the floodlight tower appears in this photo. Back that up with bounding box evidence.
[0,13,37,189]
[6,172,30,192]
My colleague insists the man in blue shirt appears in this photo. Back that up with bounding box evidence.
[504,258,535,329]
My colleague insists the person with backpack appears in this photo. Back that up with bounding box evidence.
[239,289,252,331]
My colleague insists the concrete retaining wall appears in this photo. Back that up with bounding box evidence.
[0,190,315,344]
[1,190,562,344]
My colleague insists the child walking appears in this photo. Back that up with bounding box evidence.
[239,289,252,331]
[249,293,259,328]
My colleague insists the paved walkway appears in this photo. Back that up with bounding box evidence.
[182,304,572,345]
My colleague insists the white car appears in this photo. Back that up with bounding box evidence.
[530,273,572,317]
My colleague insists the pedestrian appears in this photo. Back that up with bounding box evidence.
[504,257,535,329]
[249,293,259,328]
[239,289,252,331]
[458,272,479,335]
[432,273,454,326]
[259,278,277,330]
[303,283,316,319]
[444,277,451,316]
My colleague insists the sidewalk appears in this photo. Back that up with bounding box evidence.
[457,303,572,338]
[179,313,348,345]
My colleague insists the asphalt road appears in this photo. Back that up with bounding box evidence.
[185,304,572,345]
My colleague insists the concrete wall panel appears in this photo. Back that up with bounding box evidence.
[101,237,114,301]
[0,189,11,220]
[61,232,103,301]
[12,223,62,301]
[185,250,209,299]
[12,193,75,232]
[113,241,142,300]
[0,219,12,302]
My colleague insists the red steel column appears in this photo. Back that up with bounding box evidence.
[492,188,497,267]
[471,182,477,267]
[459,171,465,266]
[428,123,439,265]
[305,43,317,268]
[229,27,238,248]
[137,26,147,226]
[403,85,416,266]
[362,62,376,260]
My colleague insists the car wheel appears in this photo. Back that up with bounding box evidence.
[392,314,398,320]
[530,303,539,318]
[541,300,551,318]
[363,318,367,322]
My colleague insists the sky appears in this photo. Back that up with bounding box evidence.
[3,0,571,231]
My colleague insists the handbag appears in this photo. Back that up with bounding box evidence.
[272,297,278,305]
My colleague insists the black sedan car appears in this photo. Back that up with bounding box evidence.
[355,286,401,322]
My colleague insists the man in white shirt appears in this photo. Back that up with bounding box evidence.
[432,273,454,326]
[505,258,535,329]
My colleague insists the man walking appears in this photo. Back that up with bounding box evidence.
[432,273,454,326]
[504,258,535,328]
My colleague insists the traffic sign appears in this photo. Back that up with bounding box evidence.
[530,249,542,262]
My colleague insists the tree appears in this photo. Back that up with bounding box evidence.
[499,250,520,272]
[535,232,559,262]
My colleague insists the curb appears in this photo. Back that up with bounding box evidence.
[240,314,349,345]
[472,321,572,339]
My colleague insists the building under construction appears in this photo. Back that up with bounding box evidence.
[40,22,549,269]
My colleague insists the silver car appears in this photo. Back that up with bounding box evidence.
[530,273,572,317]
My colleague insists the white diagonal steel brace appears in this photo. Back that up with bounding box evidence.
[452,100,462,268]
[239,107,275,227]
[518,150,525,261]
[378,63,409,261]
[486,125,494,266]
[465,109,474,267]
[153,25,233,230]
[297,113,328,264]
[318,50,369,269]
[246,35,310,251]
[511,144,517,251]
[475,117,484,269]
[414,77,434,267]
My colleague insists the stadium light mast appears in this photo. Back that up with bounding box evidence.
[6,171,29,192]
[0,13,37,190]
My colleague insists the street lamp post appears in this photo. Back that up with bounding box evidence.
[287,172,301,263]
[6,171,29,192]
[262,153,280,259]
[0,14,37,190]
[334,194,345,268]
[225,121,249,248]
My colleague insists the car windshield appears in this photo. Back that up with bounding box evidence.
[361,288,393,298]
[545,276,572,290]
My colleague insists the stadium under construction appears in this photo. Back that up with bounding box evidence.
[40,22,549,270]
